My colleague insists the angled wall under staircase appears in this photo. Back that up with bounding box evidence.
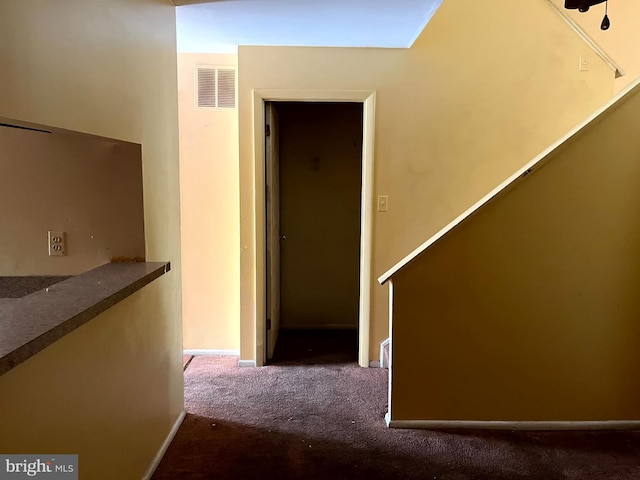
[381,79,640,427]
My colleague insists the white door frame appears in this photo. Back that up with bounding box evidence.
[252,89,376,367]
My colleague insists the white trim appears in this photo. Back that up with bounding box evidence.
[385,412,391,427]
[183,349,240,356]
[387,280,393,422]
[238,359,257,367]
[251,89,376,368]
[252,89,267,367]
[369,361,381,368]
[545,0,624,78]
[379,337,390,369]
[358,93,376,369]
[387,419,640,431]
[142,410,186,480]
[379,77,640,285]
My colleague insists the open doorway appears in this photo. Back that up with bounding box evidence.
[251,89,375,368]
[265,101,364,364]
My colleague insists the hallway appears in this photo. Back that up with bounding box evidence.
[154,355,640,479]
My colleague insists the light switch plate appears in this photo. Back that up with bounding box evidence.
[377,195,389,212]
[579,54,590,72]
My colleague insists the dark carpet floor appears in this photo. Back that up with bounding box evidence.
[269,329,358,365]
[155,332,640,480]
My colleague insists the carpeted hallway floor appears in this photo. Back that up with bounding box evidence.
[154,332,640,480]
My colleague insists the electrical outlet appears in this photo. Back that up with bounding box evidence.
[48,231,66,256]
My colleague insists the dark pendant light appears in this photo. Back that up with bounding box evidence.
[564,0,610,30]
[600,1,610,30]
[564,0,606,12]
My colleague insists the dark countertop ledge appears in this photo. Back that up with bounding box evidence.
[0,261,170,377]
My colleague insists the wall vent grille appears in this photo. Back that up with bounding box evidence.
[196,66,236,110]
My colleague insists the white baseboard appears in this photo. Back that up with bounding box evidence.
[183,349,239,356]
[379,337,390,369]
[368,337,390,368]
[142,410,186,480]
[238,359,256,367]
[386,419,640,430]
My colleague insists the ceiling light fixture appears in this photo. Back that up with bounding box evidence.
[564,0,611,30]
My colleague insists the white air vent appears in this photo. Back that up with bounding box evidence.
[197,67,217,108]
[196,66,236,110]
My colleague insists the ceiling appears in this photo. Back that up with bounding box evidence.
[176,0,444,53]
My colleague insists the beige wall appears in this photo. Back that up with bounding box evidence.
[389,82,640,422]
[278,102,362,329]
[0,0,182,478]
[178,53,240,351]
[0,280,179,478]
[552,0,640,92]
[0,128,144,276]
[238,0,616,362]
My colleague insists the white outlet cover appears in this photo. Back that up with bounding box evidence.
[48,231,66,256]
